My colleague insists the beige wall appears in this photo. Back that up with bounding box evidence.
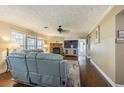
[115,13,124,84]
[0,21,46,41]
[0,21,47,74]
[88,6,124,82]
[46,36,64,52]
[90,15,116,81]
[47,36,64,43]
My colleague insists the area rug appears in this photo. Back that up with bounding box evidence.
[67,60,80,87]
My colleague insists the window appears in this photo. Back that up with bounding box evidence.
[11,31,44,50]
[11,32,25,49]
[37,38,44,49]
[37,39,42,49]
[27,35,36,49]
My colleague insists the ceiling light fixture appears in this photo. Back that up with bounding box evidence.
[44,27,48,29]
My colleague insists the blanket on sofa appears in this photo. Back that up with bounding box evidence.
[67,60,80,87]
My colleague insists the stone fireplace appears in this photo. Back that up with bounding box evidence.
[50,43,63,54]
[52,47,61,54]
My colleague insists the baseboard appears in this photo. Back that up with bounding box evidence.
[115,84,124,87]
[90,58,115,87]
[0,63,7,74]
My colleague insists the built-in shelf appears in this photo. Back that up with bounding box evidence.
[64,40,78,56]
[64,48,78,56]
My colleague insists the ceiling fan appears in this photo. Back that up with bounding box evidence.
[57,25,70,33]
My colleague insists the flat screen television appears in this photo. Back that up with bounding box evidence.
[64,40,78,48]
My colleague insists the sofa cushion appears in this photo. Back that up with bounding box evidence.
[12,48,26,54]
[36,53,63,61]
[23,49,43,53]
[8,52,26,58]
[26,52,38,59]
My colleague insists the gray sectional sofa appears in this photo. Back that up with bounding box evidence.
[7,49,69,87]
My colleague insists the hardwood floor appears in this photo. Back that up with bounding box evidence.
[0,56,111,87]
[64,55,78,60]
[78,56,111,87]
[0,72,31,87]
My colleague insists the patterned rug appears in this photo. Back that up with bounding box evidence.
[67,60,80,87]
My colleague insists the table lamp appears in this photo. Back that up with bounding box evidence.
[9,42,20,50]
[44,44,48,52]
[0,38,10,55]
[0,37,11,72]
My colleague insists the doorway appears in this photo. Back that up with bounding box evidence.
[78,39,86,57]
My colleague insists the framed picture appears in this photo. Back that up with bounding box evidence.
[95,25,100,43]
[116,30,124,43]
[118,30,124,38]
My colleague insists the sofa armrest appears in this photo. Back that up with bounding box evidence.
[60,60,69,79]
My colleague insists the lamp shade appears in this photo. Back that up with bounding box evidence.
[44,44,48,48]
[0,37,10,50]
[0,37,20,50]
[9,42,20,49]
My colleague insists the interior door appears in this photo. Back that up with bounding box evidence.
[78,39,86,57]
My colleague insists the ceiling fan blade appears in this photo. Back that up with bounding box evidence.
[62,29,70,32]
[57,25,70,34]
